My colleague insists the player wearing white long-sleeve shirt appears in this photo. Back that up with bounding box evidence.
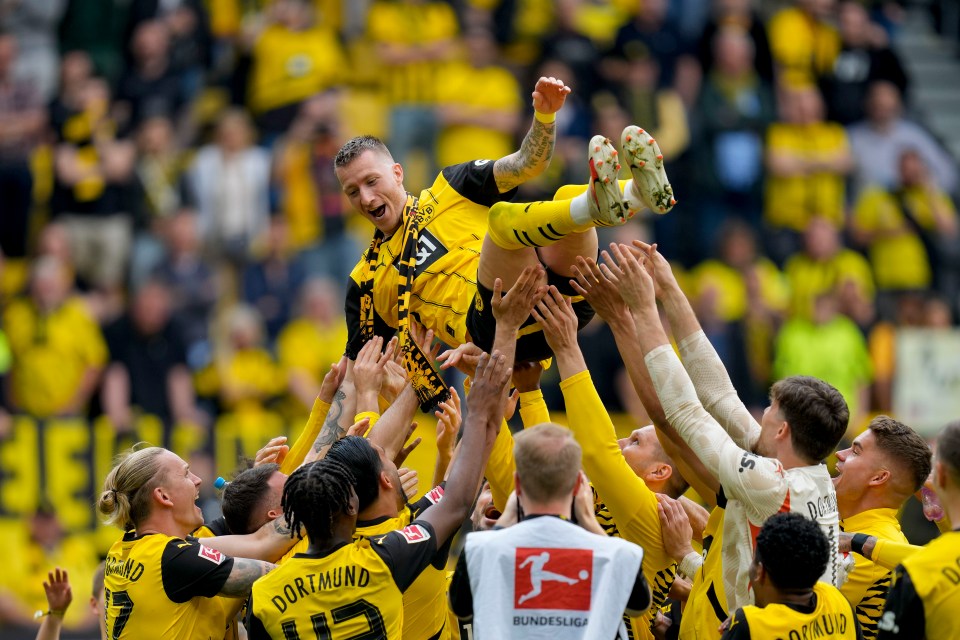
[603,241,850,617]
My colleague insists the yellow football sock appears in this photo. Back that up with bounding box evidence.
[487,199,592,250]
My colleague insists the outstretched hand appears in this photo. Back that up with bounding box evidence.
[570,256,630,325]
[42,568,72,614]
[398,467,419,502]
[353,336,395,398]
[602,243,657,313]
[437,342,484,378]
[435,388,462,458]
[530,286,579,355]
[254,436,289,468]
[629,240,679,300]
[467,351,513,426]
[318,356,348,404]
[394,422,422,467]
[491,265,546,330]
[531,76,571,115]
[656,495,695,563]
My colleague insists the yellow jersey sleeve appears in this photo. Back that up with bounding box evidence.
[279,397,332,475]
[484,419,516,513]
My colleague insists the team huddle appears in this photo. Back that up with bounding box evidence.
[44,77,957,640]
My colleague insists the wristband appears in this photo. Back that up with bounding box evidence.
[534,110,556,124]
[677,550,703,580]
[353,411,379,434]
[851,533,870,556]
[34,609,66,619]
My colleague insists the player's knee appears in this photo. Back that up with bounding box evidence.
[486,202,524,250]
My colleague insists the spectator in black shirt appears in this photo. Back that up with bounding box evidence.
[101,279,199,432]
[820,1,909,125]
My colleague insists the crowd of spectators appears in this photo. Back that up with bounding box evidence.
[0,0,957,633]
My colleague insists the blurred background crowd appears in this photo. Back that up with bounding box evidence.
[0,0,958,635]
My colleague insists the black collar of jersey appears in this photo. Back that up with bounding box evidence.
[355,514,395,528]
[122,530,196,542]
[779,591,818,615]
[294,540,351,560]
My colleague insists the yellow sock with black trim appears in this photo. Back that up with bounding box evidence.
[487,199,593,250]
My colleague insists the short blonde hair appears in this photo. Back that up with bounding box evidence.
[96,446,169,531]
[514,424,581,503]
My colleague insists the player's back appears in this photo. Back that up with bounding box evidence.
[249,539,405,639]
[104,532,230,640]
[355,489,450,640]
[892,530,960,639]
[723,462,841,611]
[725,582,859,639]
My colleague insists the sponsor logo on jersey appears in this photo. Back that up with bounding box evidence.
[398,524,431,544]
[514,548,593,610]
[198,545,225,565]
[425,486,445,505]
[474,159,490,166]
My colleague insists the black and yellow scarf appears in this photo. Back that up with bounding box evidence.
[358,194,450,412]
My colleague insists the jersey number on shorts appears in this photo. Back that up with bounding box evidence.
[105,588,134,639]
[280,599,386,639]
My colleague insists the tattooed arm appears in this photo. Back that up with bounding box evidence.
[493,76,570,193]
[308,360,358,461]
[200,513,299,562]
[218,558,276,597]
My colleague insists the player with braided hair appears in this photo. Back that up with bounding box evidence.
[245,347,513,639]
[280,459,356,545]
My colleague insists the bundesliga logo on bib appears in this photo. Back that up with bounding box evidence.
[513,548,593,610]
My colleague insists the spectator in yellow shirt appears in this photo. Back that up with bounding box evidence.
[367,0,460,176]
[764,86,853,259]
[851,149,958,297]
[784,217,875,327]
[436,27,522,169]
[768,0,841,89]
[246,0,346,139]
[0,503,99,634]
[276,278,347,413]
[3,256,106,418]
[195,304,285,413]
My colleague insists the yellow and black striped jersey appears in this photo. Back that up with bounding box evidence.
[722,582,862,640]
[877,530,960,640]
[354,486,450,640]
[840,508,906,640]
[345,161,516,356]
[104,532,235,640]
[680,504,729,640]
[561,371,677,640]
[247,521,440,640]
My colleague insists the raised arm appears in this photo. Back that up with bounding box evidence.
[415,351,511,542]
[607,244,788,512]
[492,77,570,193]
[632,241,761,450]
[35,569,71,640]
[279,357,347,473]
[352,336,395,415]
[570,255,720,505]
[532,287,664,549]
